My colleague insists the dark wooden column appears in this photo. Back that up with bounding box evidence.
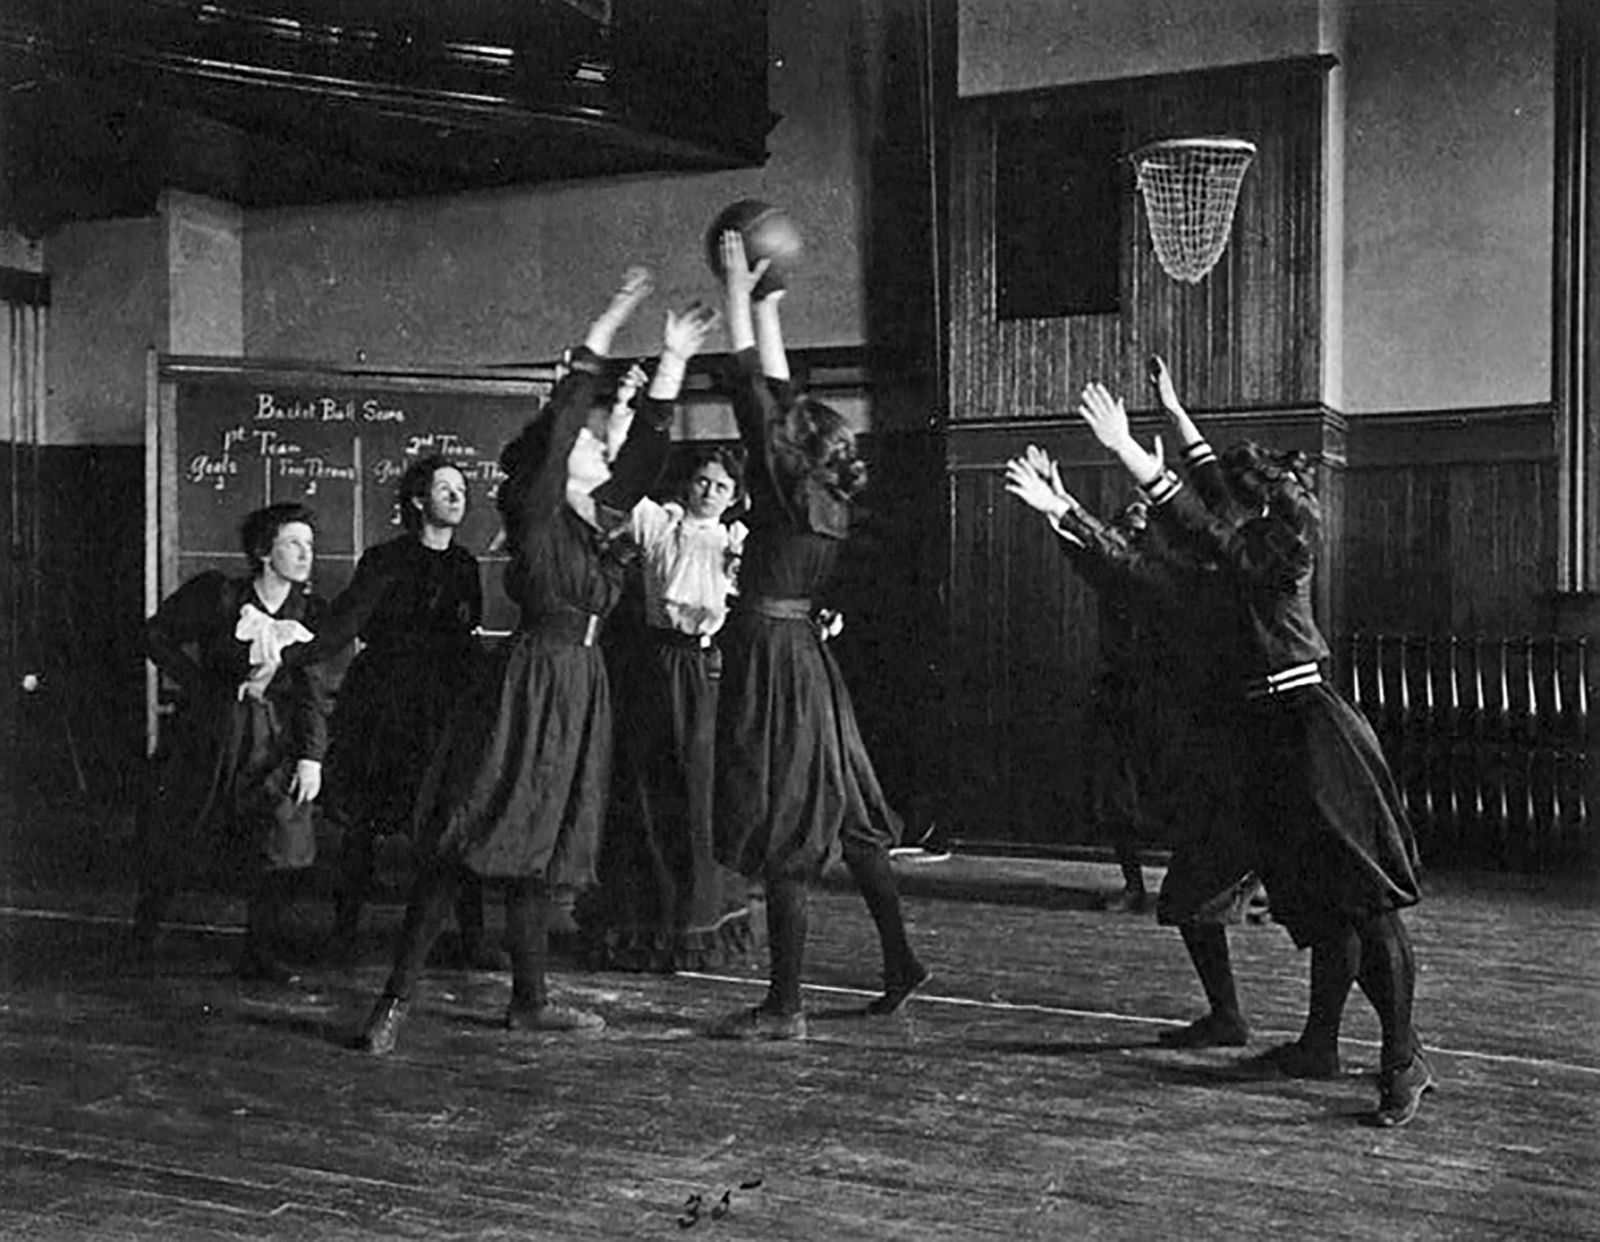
[1550,0,1600,637]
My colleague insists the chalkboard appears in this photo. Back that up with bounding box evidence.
[151,355,557,644]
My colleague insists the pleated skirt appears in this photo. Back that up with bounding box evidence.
[414,630,611,886]
[581,635,757,971]
[1159,683,1421,946]
[713,610,902,882]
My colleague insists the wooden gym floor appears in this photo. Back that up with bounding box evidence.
[1,800,1597,1240]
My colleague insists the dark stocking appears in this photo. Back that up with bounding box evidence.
[457,870,490,954]
[1116,840,1146,894]
[765,877,808,1015]
[244,868,298,963]
[505,875,550,1010]
[1180,922,1243,1021]
[1355,910,1419,1070]
[1300,924,1361,1055]
[381,864,461,1002]
[843,842,920,983]
[332,827,376,944]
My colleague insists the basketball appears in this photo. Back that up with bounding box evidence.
[705,199,803,297]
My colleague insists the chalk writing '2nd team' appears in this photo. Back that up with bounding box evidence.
[255,393,407,423]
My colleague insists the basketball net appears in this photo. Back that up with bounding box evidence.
[1132,138,1255,284]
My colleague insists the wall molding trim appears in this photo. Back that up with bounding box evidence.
[1344,404,1557,467]
[944,404,1345,470]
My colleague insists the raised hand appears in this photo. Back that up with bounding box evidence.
[606,363,648,459]
[616,362,648,404]
[720,230,770,304]
[609,266,654,318]
[1148,354,1202,448]
[651,302,721,400]
[1149,355,1182,416]
[1078,382,1132,452]
[663,301,720,360]
[1004,449,1074,520]
[1020,445,1069,501]
[1079,382,1164,485]
[587,265,655,357]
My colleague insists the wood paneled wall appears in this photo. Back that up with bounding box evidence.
[945,412,1343,847]
[1344,407,1560,637]
[943,56,1338,846]
[950,57,1332,424]
[2,444,146,803]
[939,405,1562,851]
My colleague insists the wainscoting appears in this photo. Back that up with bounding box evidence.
[4,405,1593,870]
[1,442,147,803]
[937,402,1596,867]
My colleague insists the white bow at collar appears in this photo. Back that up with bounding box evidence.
[235,602,313,669]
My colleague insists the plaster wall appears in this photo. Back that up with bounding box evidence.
[164,192,243,357]
[958,0,1327,95]
[42,217,165,446]
[241,0,867,370]
[957,0,1554,414]
[1340,0,1554,412]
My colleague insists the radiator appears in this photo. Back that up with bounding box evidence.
[1344,634,1594,870]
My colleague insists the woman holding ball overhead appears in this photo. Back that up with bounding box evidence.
[709,228,929,1041]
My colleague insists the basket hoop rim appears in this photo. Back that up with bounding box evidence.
[1129,136,1257,165]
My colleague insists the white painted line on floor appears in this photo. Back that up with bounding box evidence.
[680,971,1600,1079]
[6,903,1596,1079]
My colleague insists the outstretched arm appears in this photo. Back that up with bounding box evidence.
[719,230,791,521]
[1149,355,1203,450]
[603,362,649,462]
[585,265,655,359]
[276,551,391,669]
[1149,355,1230,510]
[512,267,653,536]
[592,302,720,519]
[1078,382,1165,487]
[1004,446,1171,597]
[1003,444,1079,526]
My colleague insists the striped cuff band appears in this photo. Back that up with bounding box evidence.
[1142,470,1183,506]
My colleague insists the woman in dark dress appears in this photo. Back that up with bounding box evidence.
[1004,444,1261,1047]
[709,231,929,1041]
[358,270,719,1053]
[581,428,757,972]
[130,502,331,983]
[279,456,496,967]
[1079,367,1432,1129]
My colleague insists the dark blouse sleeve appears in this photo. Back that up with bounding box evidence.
[590,392,672,522]
[1054,508,1179,603]
[144,571,227,692]
[1173,437,1234,513]
[461,551,485,630]
[504,347,605,549]
[1151,482,1313,591]
[728,347,799,528]
[280,547,391,667]
[287,593,332,762]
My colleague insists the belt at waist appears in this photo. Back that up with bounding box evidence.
[1242,661,1322,700]
[648,626,717,651]
[746,597,813,621]
[520,607,602,648]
